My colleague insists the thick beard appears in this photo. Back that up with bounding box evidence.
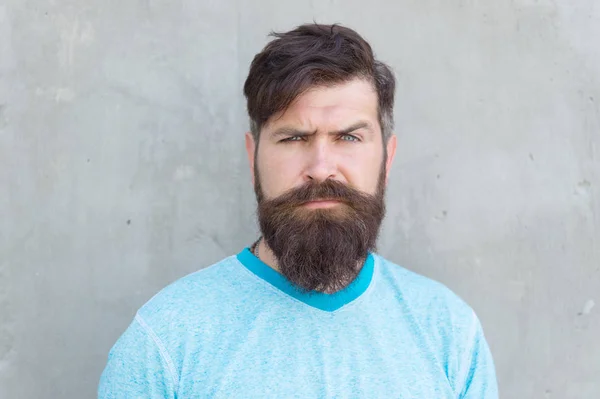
[255,165,386,293]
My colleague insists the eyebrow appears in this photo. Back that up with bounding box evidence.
[270,121,374,139]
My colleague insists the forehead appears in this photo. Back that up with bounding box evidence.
[265,78,379,130]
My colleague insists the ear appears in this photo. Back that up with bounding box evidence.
[384,134,397,187]
[245,132,257,186]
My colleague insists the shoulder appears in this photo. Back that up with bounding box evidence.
[373,254,489,390]
[373,254,477,331]
[135,255,244,330]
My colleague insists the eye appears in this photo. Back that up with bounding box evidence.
[280,135,304,143]
[340,134,360,142]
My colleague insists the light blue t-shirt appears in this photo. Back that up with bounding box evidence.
[99,248,498,398]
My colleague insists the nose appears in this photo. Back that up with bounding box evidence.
[303,141,337,183]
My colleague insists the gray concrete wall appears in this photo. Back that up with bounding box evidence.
[1,1,598,397]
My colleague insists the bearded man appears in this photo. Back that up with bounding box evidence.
[99,23,498,398]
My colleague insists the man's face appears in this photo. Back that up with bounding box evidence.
[245,78,397,292]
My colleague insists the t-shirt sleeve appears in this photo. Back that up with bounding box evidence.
[98,314,177,399]
[458,313,499,399]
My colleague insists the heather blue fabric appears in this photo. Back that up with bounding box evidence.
[99,248,498,398]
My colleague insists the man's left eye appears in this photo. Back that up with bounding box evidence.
[340,134,359,142]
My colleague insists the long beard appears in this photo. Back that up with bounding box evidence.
[255,166,386,293]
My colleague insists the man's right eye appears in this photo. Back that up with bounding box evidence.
[281,136,304,142]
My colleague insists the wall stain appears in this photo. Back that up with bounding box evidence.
[433,210,448,221]
[578,299,595,316]
[578,180,591,188]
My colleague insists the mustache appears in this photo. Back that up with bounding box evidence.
[264,179,373,208]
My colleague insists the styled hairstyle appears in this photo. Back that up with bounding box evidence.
[243,23,396,142]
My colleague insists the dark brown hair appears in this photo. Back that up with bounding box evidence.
[243,23,396,142]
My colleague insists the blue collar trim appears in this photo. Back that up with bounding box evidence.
[236,248,374,312]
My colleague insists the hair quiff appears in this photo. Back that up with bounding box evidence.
[243,23,396,142]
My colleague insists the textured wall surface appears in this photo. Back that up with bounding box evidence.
[1,1,599,398]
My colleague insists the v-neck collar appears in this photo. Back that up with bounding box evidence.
[236,248,375,312]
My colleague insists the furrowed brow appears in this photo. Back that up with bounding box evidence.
[271,127,317,139]
[330,121,373,136]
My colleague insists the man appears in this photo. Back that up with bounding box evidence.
[99,23,498,398]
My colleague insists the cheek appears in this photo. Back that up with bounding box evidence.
[340,151,382,194]
[257,151,303,198]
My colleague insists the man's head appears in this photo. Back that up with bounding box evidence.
[243,23,397,293]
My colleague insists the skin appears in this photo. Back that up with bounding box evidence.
[245,78,397,274]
